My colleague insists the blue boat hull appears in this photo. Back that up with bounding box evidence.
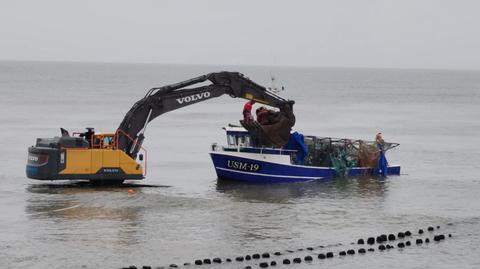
[210,152,400,183]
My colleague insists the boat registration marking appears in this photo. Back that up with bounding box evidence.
[226,160,260,172]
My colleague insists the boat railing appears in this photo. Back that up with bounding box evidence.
[213,143,297,156]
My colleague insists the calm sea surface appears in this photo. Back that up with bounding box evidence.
[0,61,479,268]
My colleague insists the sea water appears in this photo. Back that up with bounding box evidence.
[0,61,479,268]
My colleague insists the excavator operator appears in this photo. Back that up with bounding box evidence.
[79,128,95,146]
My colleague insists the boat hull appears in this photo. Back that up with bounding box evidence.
[210,152,400,183]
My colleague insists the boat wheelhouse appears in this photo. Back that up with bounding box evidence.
[210,125,400,183]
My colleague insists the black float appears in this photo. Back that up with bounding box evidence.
[434,234,445,241]
[150,225,452,269]
[259,262,269,268]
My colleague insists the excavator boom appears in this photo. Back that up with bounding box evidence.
[116,71,295,158]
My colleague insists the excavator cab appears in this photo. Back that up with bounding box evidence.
[91,133,115,149]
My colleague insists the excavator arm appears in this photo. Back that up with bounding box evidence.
[116,71,295,158]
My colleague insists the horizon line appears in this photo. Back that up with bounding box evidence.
[1,58,479,73]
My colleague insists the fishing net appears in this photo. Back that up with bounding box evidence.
[303,137,399,175]
[357,142,379,168]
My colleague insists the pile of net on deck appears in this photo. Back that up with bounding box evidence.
[303,137,399,176]
[240,104,296,147]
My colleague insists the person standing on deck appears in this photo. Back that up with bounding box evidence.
[375,132,385,150]
[375,132,388,176]
[243,100,255,122]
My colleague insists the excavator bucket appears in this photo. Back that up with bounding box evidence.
[240,104,296,147]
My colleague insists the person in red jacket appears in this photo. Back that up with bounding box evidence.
[243,100,255,122]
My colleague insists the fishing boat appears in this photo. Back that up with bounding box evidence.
[210,125,400,183]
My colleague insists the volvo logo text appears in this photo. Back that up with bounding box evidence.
[176,92,211,104]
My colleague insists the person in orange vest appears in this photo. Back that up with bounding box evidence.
[243,100,255,122]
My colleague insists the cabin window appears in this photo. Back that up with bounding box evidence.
[227,135,236,146]
[244,136,251,146]
[236,136,251,147]
[103,137,113,146]
[226,132,251,147]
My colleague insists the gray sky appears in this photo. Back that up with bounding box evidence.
[1,0,479,69]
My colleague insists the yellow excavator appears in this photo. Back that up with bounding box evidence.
[26,71,295,183]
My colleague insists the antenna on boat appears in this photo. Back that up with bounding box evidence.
[266,50,285,95]
[267,72,285,95]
